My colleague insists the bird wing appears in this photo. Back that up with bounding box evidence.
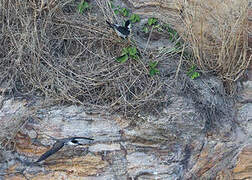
[72,137,94,141]
[106,20,115,29]
[36,142,64,163]
[115,26,130,36]
[125,20,130,28]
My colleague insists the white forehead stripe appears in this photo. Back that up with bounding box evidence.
[67,141,78,145]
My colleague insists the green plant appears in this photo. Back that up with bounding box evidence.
[187,65,200,79]
[116,46,139,63]
[109,0,115,9]
[142,17,158,34]
[148,17,158,26]
[166,25,179,42]
[112,5,129,17]
[78,0,90,14]
[114,9,120,15]
[110,3,120,14]
[130,14,140,23]
[120,7,129,17]
[127,46,139,60]
[143,26,149,33]
[153,24,163,32]
[116,53,128,63]
[149,61,159,76]
[110,3,132,19]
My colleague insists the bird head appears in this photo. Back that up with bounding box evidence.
[67,139,83,146]
[125,20,131,30]
[66,137,94,146]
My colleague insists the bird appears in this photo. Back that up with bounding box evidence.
[36,136,94,163]
[106,20,131,39]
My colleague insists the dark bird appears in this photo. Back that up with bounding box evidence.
[36,136,94,163]
[106,20,131,39]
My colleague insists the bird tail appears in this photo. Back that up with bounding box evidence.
[106,20,114,29]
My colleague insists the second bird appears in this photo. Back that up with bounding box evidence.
[106,20,131,39]
[36,136,94,163]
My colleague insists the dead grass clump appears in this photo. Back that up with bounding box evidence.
[0,0,163,115]
[177,0,251,93]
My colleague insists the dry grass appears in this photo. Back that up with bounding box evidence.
[176,0,251,93]
[1,0,250,117]
[0,0,163,115]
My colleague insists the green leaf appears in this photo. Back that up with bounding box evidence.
[168,33,173,41]
[175,41,181,48]
[149,61,159,76]
[78,6,83,13]
[190,65,196,72]
[78,3,84,13]
[78,1,90,14]
[120,8,129,17]
[153,24,163,32]
[116,54,128,63]
[148,17,157,26]
[122,47,129,55]
[128,46,137,56]
[110,2,115,9]
[129,14,134,21]
[130,14,140,23]
[131,54,139,60]
[143,26,149,33]
[187,65,200,79]
[149,68,159,76]
[148,18,152,26]
[149,61,158,68]
[127,46,139,60]
[191,72,200,79]
[83,2,89,9]
[167,26,179,42]
[114,9,119,15]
